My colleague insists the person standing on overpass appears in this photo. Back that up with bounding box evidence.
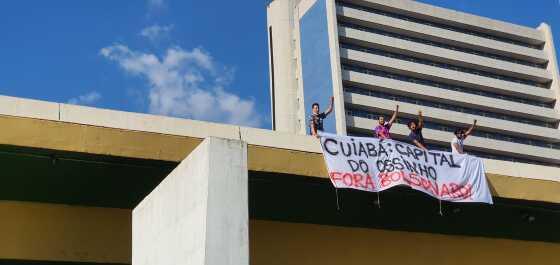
[374,105,399,140]
[310,96,334,138]
[451,119,477,154]
[407,110,427,150]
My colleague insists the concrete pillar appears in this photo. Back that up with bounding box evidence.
[538,23,560,121]
[267,0,304,134]
[132,137,249,265]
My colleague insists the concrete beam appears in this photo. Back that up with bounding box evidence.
[337,5,548,63]
[132,137,249,265]
[342,0,545,44]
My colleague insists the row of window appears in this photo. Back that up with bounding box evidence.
[338,21,547,70]
[337,1,543,50]
[344,86,556,128]
[346,108,560,150]
[347,130,557,167]
[342,64,555,109]
[340,43,548,88]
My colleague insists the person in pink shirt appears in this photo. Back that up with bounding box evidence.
[374,105,399,140]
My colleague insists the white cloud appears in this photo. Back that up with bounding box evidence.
[68,91,102,106]
[140,24,173,41]
[100,44,262,127]
[147,0,165,10]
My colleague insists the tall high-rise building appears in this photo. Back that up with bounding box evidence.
[267,0,560,166]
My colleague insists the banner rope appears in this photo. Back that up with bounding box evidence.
[438,199,444,216]
[376,192,381,209]
[335,188,341,211]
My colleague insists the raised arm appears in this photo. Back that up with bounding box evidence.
[324,96,334,116]
[464,119,477,138]
[388,105,399,124]
[413,140,428,150]
[418,110,424,128]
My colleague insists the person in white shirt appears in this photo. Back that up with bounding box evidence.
[451,119,477,154]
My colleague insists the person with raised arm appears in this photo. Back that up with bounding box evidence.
[310,96,334,138]
[374,105,399,140]
[451,119,477,154]
[407,110,428,150]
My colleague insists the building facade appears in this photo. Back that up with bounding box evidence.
[267,0,560,166]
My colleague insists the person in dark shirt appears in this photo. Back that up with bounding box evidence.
[310,96,334,137]
[407,110,427,150]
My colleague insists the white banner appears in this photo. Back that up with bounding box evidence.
[319,133,493,204]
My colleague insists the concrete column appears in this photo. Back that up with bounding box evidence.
[267,0,305,134]
[132,137,249,265]
[538,23,560,121]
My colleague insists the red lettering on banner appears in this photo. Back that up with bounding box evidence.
[378,172,390,187]
[440,184,450,198]
[390,171,402,182]
[329,171,375,191]
[334,171,474,200]
[353,174,363,188]
[365,174,375,190]
[439,182,473,199]
[330,172,341,183]
[343,173,353,186]
[420,178,438,196]
[460,184,473,199]
[403,172,421,186]
[450,183,460,197]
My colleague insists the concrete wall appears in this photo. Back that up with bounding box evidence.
[250,220,560,265]
[133,137,249,265]
[0,201,131,264]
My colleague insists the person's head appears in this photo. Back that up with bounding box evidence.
[454,128,466,139]
[311,103,320,114]
[378,115,385,125]
[407,120,417,131]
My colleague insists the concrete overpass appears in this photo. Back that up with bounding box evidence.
[0,95,558,264]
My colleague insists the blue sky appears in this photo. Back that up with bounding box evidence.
[0,0,559,128]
